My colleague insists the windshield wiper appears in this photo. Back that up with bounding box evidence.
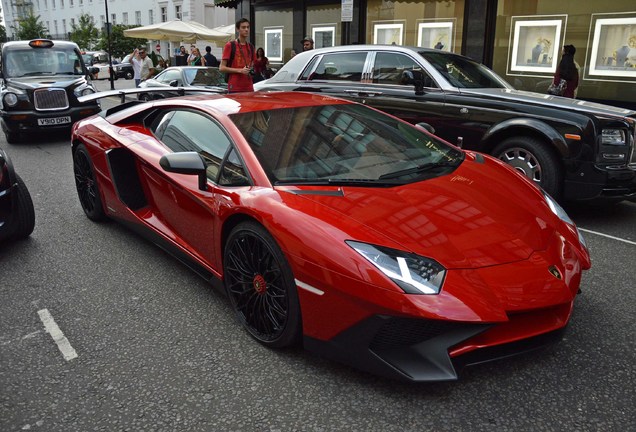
[378,160,460,180]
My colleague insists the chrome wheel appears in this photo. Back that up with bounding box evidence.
[492,137,562,199]
[497,147,542,184]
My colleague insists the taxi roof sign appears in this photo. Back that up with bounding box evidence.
[28,39,54,48]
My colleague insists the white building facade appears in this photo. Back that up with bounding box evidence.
[2,0,234,58]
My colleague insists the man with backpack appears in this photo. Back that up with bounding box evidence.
[219,18,256,93]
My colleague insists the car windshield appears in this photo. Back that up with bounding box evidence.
[4,48,85,78]
[230,103,463,185]
[184,68,226,87]
[420,51,511,89]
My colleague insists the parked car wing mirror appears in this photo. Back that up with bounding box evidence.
[415,122,435,134]
[401,70,425,96]
[169,80,179,87]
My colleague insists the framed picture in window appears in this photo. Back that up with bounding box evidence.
[417,20,454,52]
[509,16,566,76]
[373,22,404,46]
[264,27,283,62]
[586,14,636,80]
[312,25,336,49]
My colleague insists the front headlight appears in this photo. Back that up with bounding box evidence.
[601,128,626,145]
[3,92,19,107]
[74,85,96,97]
[542,190,587,248]
[346,241,446,294]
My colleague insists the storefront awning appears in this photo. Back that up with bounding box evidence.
[214,0,239,7]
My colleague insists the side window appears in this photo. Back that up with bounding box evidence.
[157,69,182,84]
[159,110,233,182]
[219,148,250,186]
[307,52,367,82]
[373,52,437,87]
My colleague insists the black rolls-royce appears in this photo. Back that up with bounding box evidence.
[255,45,636,203]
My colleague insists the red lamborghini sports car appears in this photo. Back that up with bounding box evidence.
[71,91,590,381]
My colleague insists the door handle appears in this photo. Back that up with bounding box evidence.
[344,90,383,97]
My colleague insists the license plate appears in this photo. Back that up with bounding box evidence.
[38,116,71,126]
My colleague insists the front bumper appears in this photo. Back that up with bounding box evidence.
[1,105,101,134]
[304,302,573,382]
[564,161,636,201]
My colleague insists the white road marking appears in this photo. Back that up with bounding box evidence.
[579,228,636,246]
[37,309,78,361]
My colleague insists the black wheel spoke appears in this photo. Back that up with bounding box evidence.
[225,227,294,343]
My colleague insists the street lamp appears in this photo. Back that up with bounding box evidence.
[103,0,115,90]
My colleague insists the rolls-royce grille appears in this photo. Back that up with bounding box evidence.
[34,89,69,111]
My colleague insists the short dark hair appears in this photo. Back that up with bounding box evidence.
[236,18,250,29]
[205,46,211,53]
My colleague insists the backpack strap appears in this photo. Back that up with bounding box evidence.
[224,41,237,82]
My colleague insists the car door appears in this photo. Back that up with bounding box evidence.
[141,109,239,266]
[355,51,460,142]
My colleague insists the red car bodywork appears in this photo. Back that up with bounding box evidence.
[72,92,591,381]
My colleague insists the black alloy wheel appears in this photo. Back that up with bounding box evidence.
[224,221,301,348]
[73,144,106,221]
[125,71,133,80]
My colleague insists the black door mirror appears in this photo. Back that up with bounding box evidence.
[169,80,179,87]
[401,70,425,96]
[159,152,208,191]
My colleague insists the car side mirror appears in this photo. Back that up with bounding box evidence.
[169,80,178,87]
[415,122,435,135]
[401,70,425,96]
[159,152,208,191]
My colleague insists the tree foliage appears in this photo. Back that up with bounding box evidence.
[98,25,147,59]
[13,12,49,40]
[70,13,99,50]
[0,24,6,43]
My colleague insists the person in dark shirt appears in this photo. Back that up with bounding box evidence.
[552,44,579,98]
[203,46,219,67]
[175,46,187,66]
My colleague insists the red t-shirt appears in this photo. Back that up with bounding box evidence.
[223,40,256,93]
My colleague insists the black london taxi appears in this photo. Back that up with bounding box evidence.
[0,39,100,143]
[255,45,636,203]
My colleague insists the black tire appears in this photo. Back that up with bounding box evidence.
[223,221,302,348]
[73,143,107,221]
[10,174,35,240]
[5,130,21,144]
[139,93,151,102]
[125,71,133,80]
[492,137,562,199]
